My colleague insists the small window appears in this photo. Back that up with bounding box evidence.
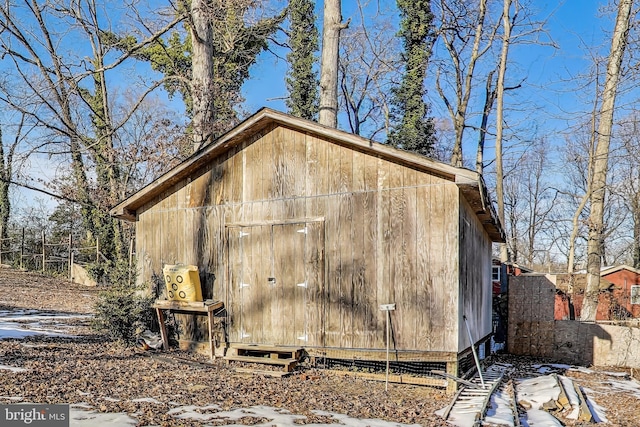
[631,285,640,305]
[492,265,501,282]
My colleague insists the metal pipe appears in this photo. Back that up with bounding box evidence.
[463,315,485,388]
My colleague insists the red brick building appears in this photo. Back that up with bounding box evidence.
[599,265,640,318]
[554,265,640,320]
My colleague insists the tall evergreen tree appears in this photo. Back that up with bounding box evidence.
[286,0,319,120]
[387,0,436,156]
[126,1,285,142]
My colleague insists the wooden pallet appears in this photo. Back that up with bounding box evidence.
[224,344,303,372]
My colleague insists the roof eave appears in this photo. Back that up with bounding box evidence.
[456,175,505,243]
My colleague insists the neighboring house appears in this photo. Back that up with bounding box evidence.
[553,266,640,320]
[491,260,532,348]
[110,108,504,386]
[491,260,532,295]
[600,265,640,319]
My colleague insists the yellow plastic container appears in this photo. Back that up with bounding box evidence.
[163,264,203,302]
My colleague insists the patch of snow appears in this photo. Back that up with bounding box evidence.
[166,405,420,427]
[70,406,138,427]
[582,387,608,423]
[167,404,223,420]
[131,397,163,404]
[520,408,562,426]
[532,364,571,375]
[0,396,23,401]
[71,403,93,410]
[605,378,640,398]
[0,309,89,340]
[569,367,595,375]
[312,409,421,427]
[516,375,560,410]
[484,387,514,426]
[445,396,485,427]
[0,364,25,372]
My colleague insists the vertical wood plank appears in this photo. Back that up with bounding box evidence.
[364,153,378,192]
[241,226,259,343]
[401,168,417,349]
[229,147,243,204]
[272,126,292,199]
[243,136,256,202]
[328,141,341,194]
[183,208,197,265]
[261,125,275,201]
[363,190,382,348]
[351,192,370,349]
[431,177,447,351]
[315,136,329,197]
[211,155,226,205]
[226,226,241,343]
[339,144,353,193]
[305,220,325,347]
[293,128,307,197]
[352,150,365,193]
[339,193,354,348]
[388,164,404,347]
[210,206,225,302]
[271,224,288,345]
[416,179,434,350]
[376,159,391,344]
[325,195,341,347]
[292,223,306,345]
[444,184,459,352]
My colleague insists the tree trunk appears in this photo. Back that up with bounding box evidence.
[582,0,633,321]
[476,70,496,174]
[191,0,216,150]
[318,0,346,128]
[634,192,640,268]
[567,92,598,274]
[495,0,512,263]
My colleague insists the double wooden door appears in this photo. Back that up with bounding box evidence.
[227,221,324,347]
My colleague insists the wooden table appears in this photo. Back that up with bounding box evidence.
[152,299,224,360]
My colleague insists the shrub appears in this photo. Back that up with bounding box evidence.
[91,259,154,344]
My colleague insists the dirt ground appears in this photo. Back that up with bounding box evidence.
[0,268,637,426]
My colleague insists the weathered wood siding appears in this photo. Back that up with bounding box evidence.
[136,123,472,353]
[458,195,492,352]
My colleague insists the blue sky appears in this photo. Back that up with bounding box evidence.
[242,1,616,137]
[17,0,621,213]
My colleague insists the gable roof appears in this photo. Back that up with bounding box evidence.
[110,107,505,242]
[600,264,640,277]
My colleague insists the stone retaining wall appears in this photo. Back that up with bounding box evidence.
[507,274,640,367]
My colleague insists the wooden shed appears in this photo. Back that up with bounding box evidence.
[111,108,504,388]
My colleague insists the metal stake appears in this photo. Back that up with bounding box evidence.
[380,303,396,391]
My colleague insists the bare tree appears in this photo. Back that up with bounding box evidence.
[0,0,183,261]
[503,139,558,267]
[582,0,634,321]
[0,113,27,243]
[494,0,513,262]
[433,0,495,167]
[338,4,400,139]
